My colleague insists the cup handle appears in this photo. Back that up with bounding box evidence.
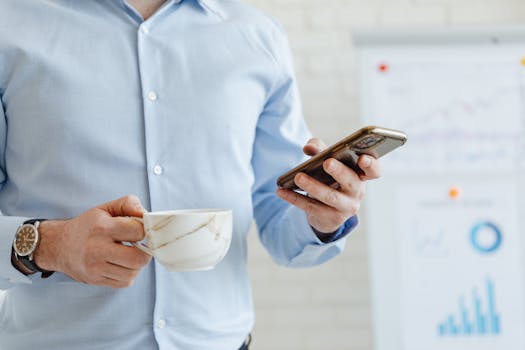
[132,241,154,256]
[128,217,154,256]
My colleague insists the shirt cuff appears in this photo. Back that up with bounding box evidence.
[315,216,359,243]
[278,206,354,267]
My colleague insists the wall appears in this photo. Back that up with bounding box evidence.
[244,0,525,349]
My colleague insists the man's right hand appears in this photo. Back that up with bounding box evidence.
[33,195,152,288]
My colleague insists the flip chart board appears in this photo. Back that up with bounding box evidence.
[355,27,525,350]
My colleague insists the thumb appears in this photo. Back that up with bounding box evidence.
[98,195,146,218]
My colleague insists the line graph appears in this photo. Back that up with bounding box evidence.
[364,55,525,172]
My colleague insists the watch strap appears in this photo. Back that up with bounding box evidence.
[11,250,34,275]
[23,218,45,226]
[16,253,54,278]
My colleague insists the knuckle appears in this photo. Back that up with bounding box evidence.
[348,201,361,215]
[123,194,139,205]
[305,200,316,214]
[358,186,366,201]
[91,219,109,236]
[324,190,339,206]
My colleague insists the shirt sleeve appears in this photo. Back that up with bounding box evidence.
[0,95,32,289]
[251,23,356,268]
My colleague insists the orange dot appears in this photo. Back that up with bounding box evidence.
[448,186,461,200]
[378,63,389,73]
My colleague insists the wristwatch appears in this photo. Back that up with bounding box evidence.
[12,219,54,278]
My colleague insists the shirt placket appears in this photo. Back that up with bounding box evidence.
[133,3,179,347]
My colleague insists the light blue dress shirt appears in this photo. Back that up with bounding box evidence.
[0,0,356,349]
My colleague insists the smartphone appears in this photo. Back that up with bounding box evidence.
[276,126,407,191]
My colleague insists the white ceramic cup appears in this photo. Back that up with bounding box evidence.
[132,209,232,271]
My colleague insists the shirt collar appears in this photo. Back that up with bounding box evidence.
[118,0,224,19]
[195,0,224,19]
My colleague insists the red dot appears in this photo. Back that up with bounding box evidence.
[378,63,389,73]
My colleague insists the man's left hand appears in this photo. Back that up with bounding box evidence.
[276,137,381,237]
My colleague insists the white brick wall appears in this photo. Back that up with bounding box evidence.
[244,0,525,349]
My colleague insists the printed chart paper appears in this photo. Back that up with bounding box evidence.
[397,183,525,350]
[361,50,525,172]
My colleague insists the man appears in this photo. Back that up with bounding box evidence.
[0,0,380,349]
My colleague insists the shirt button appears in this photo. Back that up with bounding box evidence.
[156,319,166,329]
[147,91,158,101]
[153,165,163,175]
[140,25,149,35]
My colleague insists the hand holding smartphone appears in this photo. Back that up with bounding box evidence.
[276,126,407,191]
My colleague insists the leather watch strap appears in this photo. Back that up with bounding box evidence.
[11,250,34,275]
[17,253,54,278]
[24,218,46,226]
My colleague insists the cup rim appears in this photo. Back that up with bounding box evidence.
[145,209,232,216]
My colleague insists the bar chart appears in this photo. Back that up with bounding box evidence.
[437,279,500,337]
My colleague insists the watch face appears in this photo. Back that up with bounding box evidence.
[14,225,38,256]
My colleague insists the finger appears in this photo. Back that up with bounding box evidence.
[95,276,133,289]
[100,262,139,283]
[357,155,381,180]
[293,172,352,211]
[277,188,328,214]
[303,137,327,156]
[106,216,146,242]
[107,244,151,270]
[98,195,146,218]
[276,188,349,227]
[322,158,364,198]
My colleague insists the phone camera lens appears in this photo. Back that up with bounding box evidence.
[354,136,382,150]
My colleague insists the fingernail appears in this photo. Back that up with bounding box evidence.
[325,160,336,172]
[361,156,371,167]
[277,189,289,198]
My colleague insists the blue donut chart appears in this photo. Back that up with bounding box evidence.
[470,221,502,254]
